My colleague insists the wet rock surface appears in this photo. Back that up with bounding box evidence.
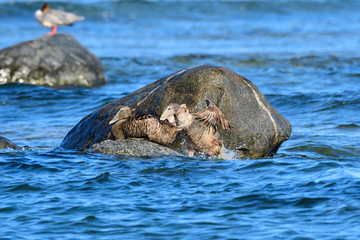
[0,136,19,149]
[61,65,291,158]
[0,33,105,88]
[91,138,184,157]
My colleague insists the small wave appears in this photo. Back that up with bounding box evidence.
[335,124,360,130]
[228,194,290,209]
[0,206,17,213]
[141,166,190,175]
[240,160,274,170]
[84,172,112,185]
[6,183,43,192]
[0,158,60,173]
[284,140,360,158]
[82,215,98,221]
[294,197,330,207]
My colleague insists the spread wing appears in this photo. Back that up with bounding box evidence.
[194,99,231,130]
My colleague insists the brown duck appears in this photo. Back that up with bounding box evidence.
[109,106,181,146]
[160,99,231,156]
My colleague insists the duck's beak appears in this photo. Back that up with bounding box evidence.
[160,113,166,121]
[109,117,118,125]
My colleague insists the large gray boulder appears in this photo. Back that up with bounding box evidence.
[0,33,105,87]
[0,136,19,149]
[61,65,291,158]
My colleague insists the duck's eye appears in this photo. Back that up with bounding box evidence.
[168,107,171,110]
[120,109,123,112]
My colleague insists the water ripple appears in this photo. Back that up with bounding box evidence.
[6,183,43,192]
[1,0,360,239]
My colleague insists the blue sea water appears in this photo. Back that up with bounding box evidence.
[1,0,360,239]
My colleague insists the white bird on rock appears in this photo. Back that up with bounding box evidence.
[35,3,84,35]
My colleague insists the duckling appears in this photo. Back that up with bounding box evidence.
[160,99,231,156]
[109,106,181,146]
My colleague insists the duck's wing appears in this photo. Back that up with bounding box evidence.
[195,99,231,130]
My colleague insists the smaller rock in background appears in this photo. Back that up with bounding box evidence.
[0,136,19,149]
[0,33,106,88]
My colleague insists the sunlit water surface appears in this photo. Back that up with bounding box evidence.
[0,0,359,239]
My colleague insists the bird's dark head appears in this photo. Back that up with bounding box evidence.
[41,3,50,13]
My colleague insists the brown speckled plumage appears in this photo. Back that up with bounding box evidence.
[109,106,180,146]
